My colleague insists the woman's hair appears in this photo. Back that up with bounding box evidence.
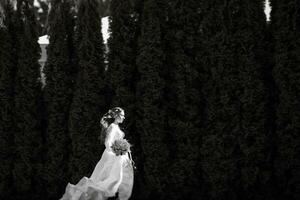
[99,107,124,144]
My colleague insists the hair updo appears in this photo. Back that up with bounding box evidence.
[99,107,124,143]
[108,107,124,120]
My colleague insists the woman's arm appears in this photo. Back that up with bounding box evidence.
[104,124,115,151]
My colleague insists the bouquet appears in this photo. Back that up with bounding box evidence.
[111,139,131,156]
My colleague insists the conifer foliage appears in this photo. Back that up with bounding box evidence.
[270,1,300,199]
[68,0,106,183]
[200,1,270,199]
[42,0,76,198]
[106,0,138,121]
[11,0,44,198]
[105,0,143,196]
[135,0,170,199]
[2,0,300,199]
[0,1,14,198]
[164,0,204,199]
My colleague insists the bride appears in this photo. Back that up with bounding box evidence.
[60,107,134,200]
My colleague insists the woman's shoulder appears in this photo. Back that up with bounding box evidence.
[109,123,117,128]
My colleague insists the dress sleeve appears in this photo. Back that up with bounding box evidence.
[105,124,116,151]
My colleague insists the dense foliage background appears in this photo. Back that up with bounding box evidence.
[0,0,299,200]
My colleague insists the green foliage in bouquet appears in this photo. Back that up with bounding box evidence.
[111,139,131,156]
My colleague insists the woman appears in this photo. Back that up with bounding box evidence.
[60,107,134,200]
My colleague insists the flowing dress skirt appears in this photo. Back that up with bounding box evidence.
[60,149,134,200]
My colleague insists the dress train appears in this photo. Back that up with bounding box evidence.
[59,123,134,200]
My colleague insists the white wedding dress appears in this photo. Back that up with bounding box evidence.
[60,123,134,200]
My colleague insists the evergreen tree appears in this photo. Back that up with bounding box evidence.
[0,1,15,198]
[33,0,49,35]
[42,0,76,199]
[261,5,279,200]
[200,1,270,199]
[164,0,205,199]
[105,0,143,197]
[11,0,44,198]
[99,0,111,17]
[135,0,170,199]
[68,0,106,183]
[106,0,138,121]
[270,1,300,199]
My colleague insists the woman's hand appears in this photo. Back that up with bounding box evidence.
[100,118,108,128]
